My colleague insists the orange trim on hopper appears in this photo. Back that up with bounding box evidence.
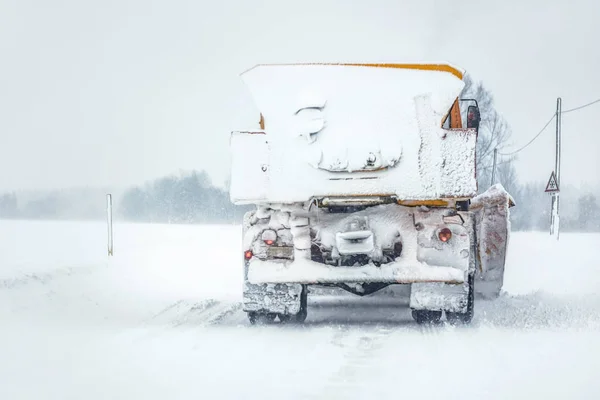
[243,63,464,80]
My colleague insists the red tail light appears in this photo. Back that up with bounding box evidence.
[244,250,253,260]
[438,227,452,242]
[261,230,277,246]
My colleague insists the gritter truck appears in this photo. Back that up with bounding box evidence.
[228,63,513,325]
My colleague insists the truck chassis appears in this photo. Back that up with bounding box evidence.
[241,198,485,325]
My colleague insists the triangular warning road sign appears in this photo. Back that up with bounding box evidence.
[545,171,560,193]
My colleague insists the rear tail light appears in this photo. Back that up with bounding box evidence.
[438,227,452,242]
[261,229,277,245]
[244,250,253,260]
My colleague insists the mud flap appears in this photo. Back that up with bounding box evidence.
[470,184,514,299]
[242,282,304,314]
[410,282,470,313]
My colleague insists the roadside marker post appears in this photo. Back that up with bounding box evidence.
[107,194,113,256]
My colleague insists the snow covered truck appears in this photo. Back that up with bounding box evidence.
[229,63,513,325]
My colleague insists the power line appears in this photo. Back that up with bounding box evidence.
[479,159,513,171]
[493,96,600,157]
[497,114,555,156]
[562,97,600,114]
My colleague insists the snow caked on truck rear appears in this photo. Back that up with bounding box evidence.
[229,63,513,324]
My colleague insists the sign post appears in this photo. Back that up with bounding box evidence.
[545,171,560,238]
[549,97,562,240]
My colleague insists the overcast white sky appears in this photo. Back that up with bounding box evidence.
[1,0,599,192]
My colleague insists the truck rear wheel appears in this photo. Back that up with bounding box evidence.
[411,309,442,324]
[247,312,276,325]
[446,274,474,325]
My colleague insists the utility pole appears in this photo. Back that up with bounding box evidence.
[490,148,498,187]
[550,98,562,239]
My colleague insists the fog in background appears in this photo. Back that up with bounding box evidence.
[1,0,599,191]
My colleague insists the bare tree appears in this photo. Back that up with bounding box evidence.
[496,161,520,199]
[460,74,513,192]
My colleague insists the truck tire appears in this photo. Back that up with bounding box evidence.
[446,273,474,324]
[247,312,276,325]
[411,309,442,324]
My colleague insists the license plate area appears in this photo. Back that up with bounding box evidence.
[266,246,294,259]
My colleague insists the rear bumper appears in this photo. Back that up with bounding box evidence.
[247,258,465,285]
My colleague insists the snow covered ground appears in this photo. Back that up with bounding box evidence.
[1,220,599,399]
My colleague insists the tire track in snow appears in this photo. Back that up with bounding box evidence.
[134,299,217,328]
[305,302,452,400]
[145,300,192,323]
[475,292,600,330]
[173,300,243,327]
[171,300,220,327]
[330,324,352,348]
[143,298,241,328]
[0,265,99,290]
[122,299,242,343]
[308,325,397,399]
[204,302,244,325]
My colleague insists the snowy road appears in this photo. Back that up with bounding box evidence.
[1,221,599,399]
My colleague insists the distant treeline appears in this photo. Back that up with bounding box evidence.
[118,171,251,223]
[0,170,251,224]
[0,188,111,221]
[1,170,599,231]
[507,182,600,232]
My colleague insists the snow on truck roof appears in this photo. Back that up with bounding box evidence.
[241,62,465,80]
[229,62,477,204]
[240,62,467,135]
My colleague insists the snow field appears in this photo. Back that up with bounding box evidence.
[1,220,599,399]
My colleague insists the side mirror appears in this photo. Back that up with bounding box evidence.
[467,105,481,130]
